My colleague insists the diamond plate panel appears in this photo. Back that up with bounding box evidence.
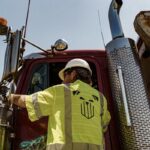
[106,38,150,150]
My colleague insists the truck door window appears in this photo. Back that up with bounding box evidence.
[27,63,48,94]
[89,62,98,90]
[49,62,65,86]
[27,61,98,94]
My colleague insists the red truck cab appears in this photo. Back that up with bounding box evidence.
[13,49,120,150]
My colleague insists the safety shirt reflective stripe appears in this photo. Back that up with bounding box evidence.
[46,143,103,150]
[32,93,42,119]
[99,92,110,132]
[64,84,72,147]
[99,93,104,116]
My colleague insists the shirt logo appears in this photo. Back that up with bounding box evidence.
[73,90,99,119]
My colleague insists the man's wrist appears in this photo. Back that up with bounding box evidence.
[9,94,13,104]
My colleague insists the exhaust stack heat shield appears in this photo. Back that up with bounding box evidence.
[106,37,150,149]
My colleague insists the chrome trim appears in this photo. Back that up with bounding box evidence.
[117,65,131,126]
[109,0,124,39]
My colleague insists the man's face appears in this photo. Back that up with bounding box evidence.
[63,70,77,84]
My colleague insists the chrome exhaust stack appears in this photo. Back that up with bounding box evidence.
[108,0,124,39]
[106,0,150,149]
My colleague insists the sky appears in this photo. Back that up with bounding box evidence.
[0,0,150,79]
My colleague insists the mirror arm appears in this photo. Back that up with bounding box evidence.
[22,37,49,54]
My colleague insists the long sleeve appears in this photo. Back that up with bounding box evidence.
[25,86,55,122]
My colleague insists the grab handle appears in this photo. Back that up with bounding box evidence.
[117,66,131,126]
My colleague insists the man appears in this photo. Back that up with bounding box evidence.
[9,58,111,150]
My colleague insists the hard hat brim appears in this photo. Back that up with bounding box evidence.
[58,68,65,81]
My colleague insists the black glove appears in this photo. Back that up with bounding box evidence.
[0,85,10,99]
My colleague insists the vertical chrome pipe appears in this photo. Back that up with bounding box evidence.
[117,66,131,126]
[108,0,124,39]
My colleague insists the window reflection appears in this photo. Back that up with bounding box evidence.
[27,61,99,94]
[27,63,48,94]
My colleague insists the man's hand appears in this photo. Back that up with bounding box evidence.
[0,85,11,101]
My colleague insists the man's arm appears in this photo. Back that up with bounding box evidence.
[10,94,26,108]
[100,95,111,133]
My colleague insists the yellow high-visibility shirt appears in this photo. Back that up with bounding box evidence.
[25,80,111,150]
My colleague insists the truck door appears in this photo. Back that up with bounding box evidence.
[14,57,120,150]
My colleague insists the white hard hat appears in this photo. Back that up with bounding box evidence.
[59,58,92,80]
